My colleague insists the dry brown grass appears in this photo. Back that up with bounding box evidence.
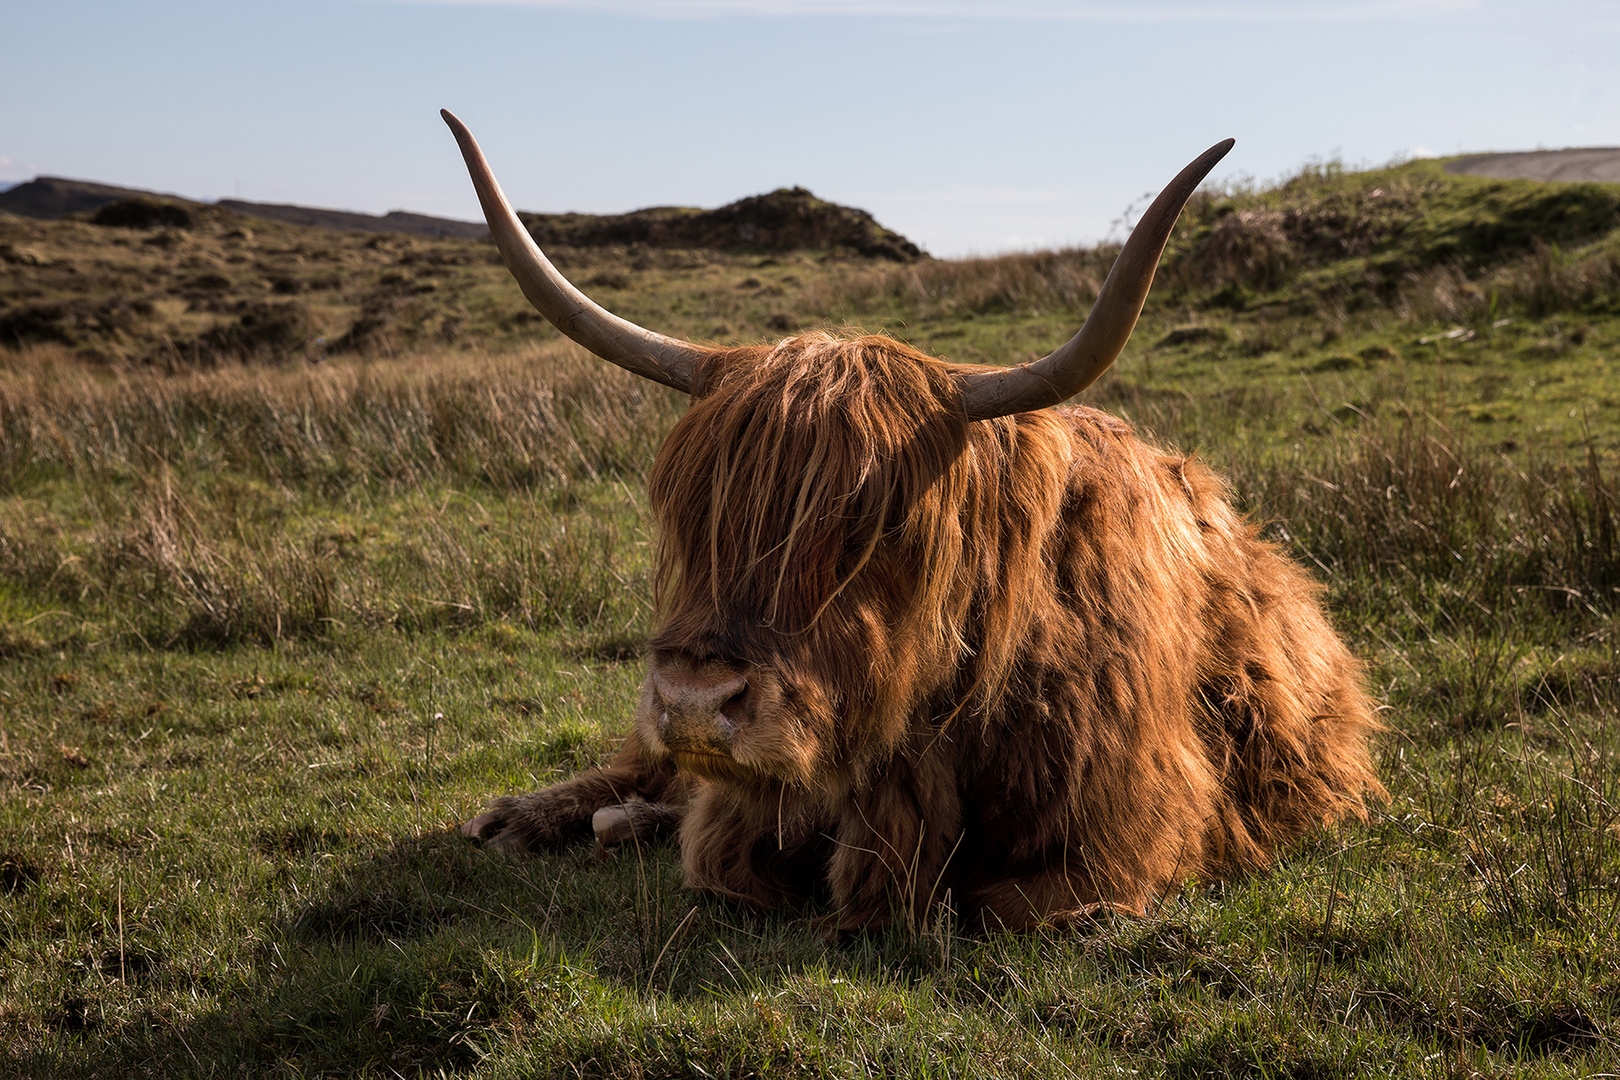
[807,246,1115,319]
[0,343,676,652]
[0,340,682,492]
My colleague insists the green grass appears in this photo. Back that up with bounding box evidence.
[2,612,1615,1076]
[2,162,1619,1076]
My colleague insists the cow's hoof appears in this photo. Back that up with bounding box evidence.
[460,812,503,840]
[487,828,529,853]
[592,805,635,847]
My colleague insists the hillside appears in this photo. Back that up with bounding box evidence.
[519,186,923,262]
[0,176,488,241]
[0,175,923,257]
[0,176,192,219]
[1160,156,1620,314]
[0,199,912,368]
[0,176,922,365]
[1446,146,1620,183]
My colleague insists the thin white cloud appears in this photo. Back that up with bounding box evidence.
[368,0,1479,21]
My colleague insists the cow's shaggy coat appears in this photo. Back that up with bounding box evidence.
[467,332,1383,931]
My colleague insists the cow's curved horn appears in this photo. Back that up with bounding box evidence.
[442,109,707,393]
[959,139,1234,421]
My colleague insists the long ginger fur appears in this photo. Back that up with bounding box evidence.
[469,331,1383,930]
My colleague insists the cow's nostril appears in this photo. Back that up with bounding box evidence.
[719,685,748,721]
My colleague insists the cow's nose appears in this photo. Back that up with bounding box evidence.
[651,661,748,750]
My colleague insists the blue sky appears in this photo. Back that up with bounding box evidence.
[3,0,1616,256]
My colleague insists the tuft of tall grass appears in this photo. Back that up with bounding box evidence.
[1402,239,1620,325]
[0,341,683,496]
[808,246,1114,319]
[1230,410,1619,632]
[1504,237,1620,317]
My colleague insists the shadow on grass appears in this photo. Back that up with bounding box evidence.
[5,826,856,1077]
[11,820,1615,1078]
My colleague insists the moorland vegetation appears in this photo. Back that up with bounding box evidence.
[1,156,1618,1077]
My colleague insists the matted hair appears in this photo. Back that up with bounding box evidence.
[647,334,1077,762]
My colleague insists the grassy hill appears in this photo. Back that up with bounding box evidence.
[1167,157,1620,313]
[0,176,490,240]
[0,161,1617,1077]
[4,157,1618,451]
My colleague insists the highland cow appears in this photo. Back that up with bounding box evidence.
[444,110,1384,932]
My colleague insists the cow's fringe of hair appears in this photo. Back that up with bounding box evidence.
[648,333,1071,763]
[654,333,964,641]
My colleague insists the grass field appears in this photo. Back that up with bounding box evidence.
[2,160,1619,1077]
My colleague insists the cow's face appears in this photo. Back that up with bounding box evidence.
[632,334,974,787]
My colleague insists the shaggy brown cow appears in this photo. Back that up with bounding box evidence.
[444,111,1384,932]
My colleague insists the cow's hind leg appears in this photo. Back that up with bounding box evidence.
[462,730,687,853]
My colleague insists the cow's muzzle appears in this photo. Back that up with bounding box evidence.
[647,653,752,763]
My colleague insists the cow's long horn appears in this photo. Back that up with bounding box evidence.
[959,139,1234,421]
[442,109,707,392]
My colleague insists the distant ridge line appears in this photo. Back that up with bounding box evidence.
[1444,147,1620,184]
[215,198,489,239]
[0,176,489,240]
[0,175,925,259]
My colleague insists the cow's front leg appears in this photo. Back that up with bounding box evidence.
[462,728,688,853]
[591,797,686,854]
[824,751,962,933]
[679,783,832,911]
